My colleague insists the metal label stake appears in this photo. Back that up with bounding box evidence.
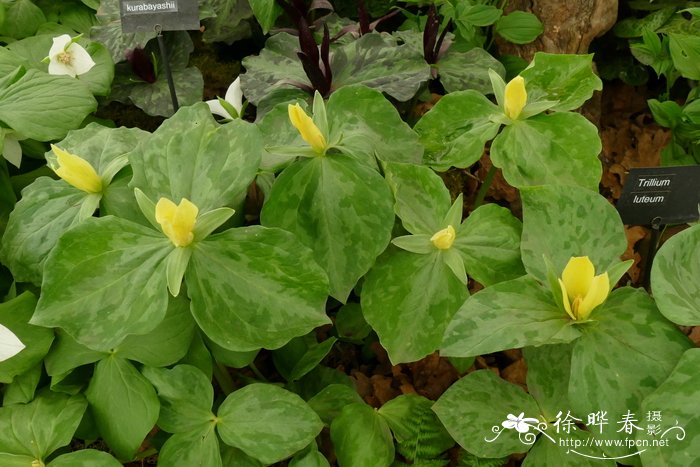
[155,24,179,113]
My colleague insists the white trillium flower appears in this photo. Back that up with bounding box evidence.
[48,34,96,78]
[502,413,540,433]
[0,323,25,362]
[206,77,243,120]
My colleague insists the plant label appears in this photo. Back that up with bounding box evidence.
[616,166,700,225]
[119,0,199,33]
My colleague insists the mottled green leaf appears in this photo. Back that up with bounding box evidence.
[520,185,627,283]
[330,403,394,467]
[522,429,615,467]
[637,348,700,467]
[48,450,122,467]
[651,224,700,325]
[32,217,171,351]
[202,0,254,43]
[2,363,41,405]
[128,67,204,117]
[491,113,601,189]
[130,104,261,212]
[0,68,97,141]
[158,426,222,467]
[44,330,106,378]
[439,47,505,94]
[85,356,159,461]
[308,384,363,425]
[414,90,500,171]
[384,162,451,235]
[217,384,323,464]
[0,390,87,459]
[247,0,280,34]
[520,53,602,112]
[523,344,573,421]
[328,85,423,165]
[331,32,430,102]
[0,293,53,384]
[272,335,337,382]
[433,370,540,458]
[142,364,214,433]
[363,247,468,363]
[442,276,580,358]
[188,226,330,351]
[91,0,156,62]
[261,155,393,302]
[569,287,691,459]
[0,0,45,39]
[378,394,454,460]
[454,203,524,286]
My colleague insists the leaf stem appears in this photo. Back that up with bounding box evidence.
[473,163,497,209]
[248,361,268,382]
[213,362,235,395]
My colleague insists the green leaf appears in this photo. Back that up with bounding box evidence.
[441,276,580,358]
[128,67,204,117]
[669,33,700,80]
[519,53,602,112]
[115,294,195,366]
[85,356,160,461]
[458,4,502,27]
[0,0,45,39]
[637,348,700,467]
[272,335,337,382]
[494,11,543,44]
[648,98,683,128]
[307,384,364,425]
[569,287,691,459]
[392,235,434,255]
[248,0,281,34]
[522,429,615,467]
[378,394,454,461]
[0,390,87,459]
[0,68,97,141]
[433,370,540,458]
[43,330,106,378]
[31,217,172,351]
[47,450,122,467]
[90,0,156,62]
[217,383,323,464]
[201,0,254,44]
[362,247,468,363]
[179,331,213,379]
[454,203,525,286]
[205,338,257,368]
[335,303,371,342]
[289,444,329,467]
[520,185,627,283]
[165,247,192,297]
[220,445,264,467]
[187,226,330,351]
[327,85,423,165]
[491,113,602,189]
[130,104,261,213]
[141,364,214,433]
[383,162,452,235]
[0,293,54,384]
[2,363,41,405]
[0,453,34,466]
[613,7,676,38]
[261,155,393,302]
[523,344,573,421]
[651,223,700,325]
[158,426,222,467]
[330,403,394,467]
[414,90,501,171]
[439,47,505,94]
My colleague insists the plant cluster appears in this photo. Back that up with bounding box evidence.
[0,0,698,466]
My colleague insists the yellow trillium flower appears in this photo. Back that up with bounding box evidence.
[504,76,527,120]
[431,225,456,250]
[155,197,199,247]
[50,144,102,193]
[558,256,610,321]
[288,103,327,154]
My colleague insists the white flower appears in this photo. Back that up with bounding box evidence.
[0,323,25,362]
[48,35,95,78]
[206,77,243,120]
[502,413,539,433]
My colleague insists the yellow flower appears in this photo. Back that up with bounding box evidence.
[288,103,327,154]
[504,76,527,120]
[431,225,456,250]
[155,197,199,247]
[558,256,610,321]
[50,144,102,193]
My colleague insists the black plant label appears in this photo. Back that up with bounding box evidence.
[120,0,199,33]
[616,166,700,225]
